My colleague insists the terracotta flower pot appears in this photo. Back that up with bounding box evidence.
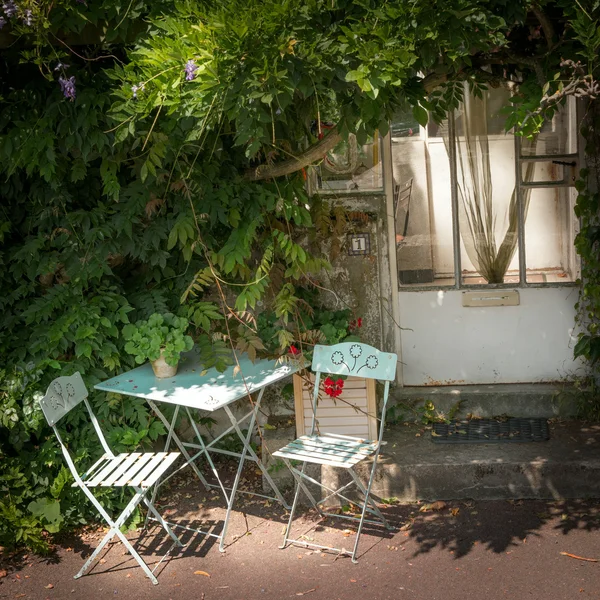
[151,351,178,378]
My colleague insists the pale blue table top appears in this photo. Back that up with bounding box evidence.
[94,349,298,412]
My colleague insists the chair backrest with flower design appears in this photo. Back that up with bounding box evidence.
[308,343,397,442]
[39,372,115,481]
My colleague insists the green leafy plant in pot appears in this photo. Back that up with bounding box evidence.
[123,313,194,378]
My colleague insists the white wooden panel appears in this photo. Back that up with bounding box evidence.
[293,374,377,439]
[399,288,585,384]
[301,388,370,400]
[307,416,371,428]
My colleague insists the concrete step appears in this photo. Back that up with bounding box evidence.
[262,421,600,503]
[390,383,578,421]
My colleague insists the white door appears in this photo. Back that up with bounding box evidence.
[390,91,585,385]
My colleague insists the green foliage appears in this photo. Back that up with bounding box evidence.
[386,398,461,425]
[256,285,361,362]
[574,100,600,389]
[1,0,599,552]
[123,312,193,366]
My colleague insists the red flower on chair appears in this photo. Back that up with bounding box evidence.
[324,377,344,398]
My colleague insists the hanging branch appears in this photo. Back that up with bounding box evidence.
[245,126,342,181]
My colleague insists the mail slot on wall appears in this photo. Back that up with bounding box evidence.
[462,290,520,307]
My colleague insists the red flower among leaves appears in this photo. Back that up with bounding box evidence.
[349,317,363,330]
[289,344,300,356]
[324,377,344,398]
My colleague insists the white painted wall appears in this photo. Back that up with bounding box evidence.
[398,287,585,385]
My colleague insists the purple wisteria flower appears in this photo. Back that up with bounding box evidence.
[54,62,70,71]
[184,60,198,81]
[2,0,17,18]
[22,8,32,25]
[0,16,6,29]
[59,76,76,101]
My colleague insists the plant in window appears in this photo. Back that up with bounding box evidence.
[444,85,537,284]
[122,313,193,378]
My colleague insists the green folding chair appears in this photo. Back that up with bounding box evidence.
[274,342,397,562]
[39,373,183,585]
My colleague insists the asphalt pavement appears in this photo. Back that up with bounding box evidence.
[1,491,599,600]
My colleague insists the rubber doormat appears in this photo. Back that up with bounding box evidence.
[431,418,550,444]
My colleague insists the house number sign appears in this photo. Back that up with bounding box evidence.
[347,233,370,256]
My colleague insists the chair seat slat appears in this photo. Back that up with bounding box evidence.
[274,446,364,467]
[85,454,135,487]
[307,432,370,443]
[273,433,379,467]
[76,454,112,486]
[285,439,376,460]
[296,435,377,453]
[141,452,180,488]
[127,453,169,487]
[112,453,155,487]
[94,453,143,487]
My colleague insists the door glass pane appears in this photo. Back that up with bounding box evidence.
[315,132,383,192]
[525,186,579,283]
[392,110,455,287]
[520,99,577,156]
[452,86,520,285]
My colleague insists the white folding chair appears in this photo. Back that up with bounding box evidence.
[39,373,183,585]
[274,342,397,562]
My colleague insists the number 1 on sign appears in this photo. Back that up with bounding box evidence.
[352,237,365,251]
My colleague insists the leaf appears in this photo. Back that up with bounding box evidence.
[419,500,447,512]
[412,104,429,127]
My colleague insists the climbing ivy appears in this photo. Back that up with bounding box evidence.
[574,101,600,389]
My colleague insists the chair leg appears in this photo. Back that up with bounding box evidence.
[76,488,160,584]
[112,528,159,585]
[279,459,307,549]
[74,529,117,580]
[350,453,383,563]
[348,469,390,529]
[139,490,184,548]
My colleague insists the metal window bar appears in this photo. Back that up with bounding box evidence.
[436,113,579,291]
[448,111,462,289]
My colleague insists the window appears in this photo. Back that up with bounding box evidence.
[391,86,579,288]
[312,132,383,193]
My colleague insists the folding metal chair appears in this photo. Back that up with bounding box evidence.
[39,373,183,585]
[274,342,397,562]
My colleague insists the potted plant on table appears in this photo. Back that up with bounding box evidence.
[122,312,194,378]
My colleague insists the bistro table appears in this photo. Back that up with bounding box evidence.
[94,349,298,551]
